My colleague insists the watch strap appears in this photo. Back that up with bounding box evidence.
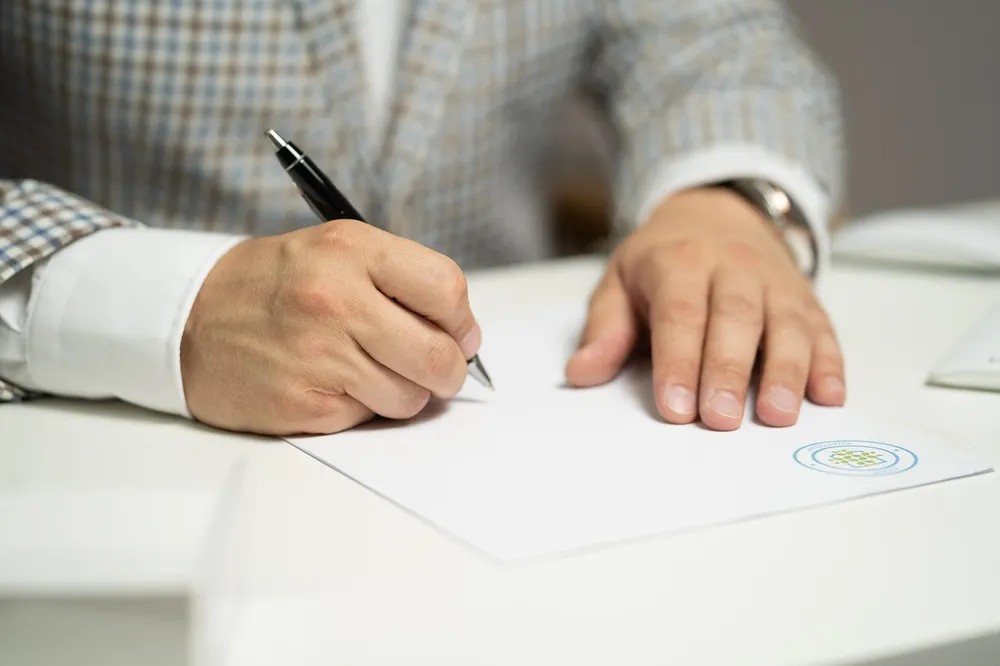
[717,178,818,279]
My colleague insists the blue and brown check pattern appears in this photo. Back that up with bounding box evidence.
[0,0,843,402]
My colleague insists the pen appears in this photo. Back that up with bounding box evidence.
[265,128,494,390]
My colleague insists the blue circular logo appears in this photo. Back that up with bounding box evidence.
[793,440,918,476]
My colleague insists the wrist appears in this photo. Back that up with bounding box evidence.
[631,147,831,281]
[638,186,810,276]
[646,186,777,235]
[180,237,256,406]
[183,237,249,339]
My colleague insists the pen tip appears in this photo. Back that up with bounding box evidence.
[265,129,286,149]
[467,356,493,390]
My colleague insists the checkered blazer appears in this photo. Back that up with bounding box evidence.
[0,0,843,401]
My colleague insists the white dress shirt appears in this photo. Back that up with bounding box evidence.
[0,0,830,418]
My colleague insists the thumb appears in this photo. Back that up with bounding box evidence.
[565,269,638,387]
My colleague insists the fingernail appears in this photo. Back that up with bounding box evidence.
[820,376,845,397]
[664,384,696,416]
[765,386,799,413]
[459,325,482,359]
[708,390,743,419]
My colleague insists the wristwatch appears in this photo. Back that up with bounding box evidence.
[716,178,818,278]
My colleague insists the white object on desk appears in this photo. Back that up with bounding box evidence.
[289,304,992,562]
[0,490,225,595]
[0,409,245,666]
[929,299,1000,392]
[832,199,1000,271]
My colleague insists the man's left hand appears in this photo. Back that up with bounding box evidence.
[564,186,845,430]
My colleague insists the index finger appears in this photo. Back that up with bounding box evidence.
[364,232,481,359]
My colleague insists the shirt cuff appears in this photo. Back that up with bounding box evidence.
[634,143,833,281]
[22,227,245,417]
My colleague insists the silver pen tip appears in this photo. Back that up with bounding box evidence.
[265,129,286,149]
[467,355,494,390]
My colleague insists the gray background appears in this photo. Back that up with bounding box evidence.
[788,0,999,217]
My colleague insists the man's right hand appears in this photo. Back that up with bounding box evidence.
[180,219,482,435]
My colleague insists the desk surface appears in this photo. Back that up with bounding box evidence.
[3,256,1000,666]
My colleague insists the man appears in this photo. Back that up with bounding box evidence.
[0,0,846,435]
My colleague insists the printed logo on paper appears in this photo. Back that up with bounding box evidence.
[793,440,918,476]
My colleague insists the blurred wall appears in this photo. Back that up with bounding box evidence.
[788,0,1000,217]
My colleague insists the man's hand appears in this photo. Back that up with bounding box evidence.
[565,187,845,430]
[181,219,482,435]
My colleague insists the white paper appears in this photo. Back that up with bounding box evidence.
[288,305,992,561]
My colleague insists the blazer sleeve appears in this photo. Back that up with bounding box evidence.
[0,179,139,401]
[589,0,845,240]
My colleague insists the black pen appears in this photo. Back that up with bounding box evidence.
[266,129,493,390]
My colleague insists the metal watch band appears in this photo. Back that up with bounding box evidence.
[717,178,818,279]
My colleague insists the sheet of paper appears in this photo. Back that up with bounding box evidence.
[288,304,992,561]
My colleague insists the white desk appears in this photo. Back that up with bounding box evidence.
[2,256,999,666]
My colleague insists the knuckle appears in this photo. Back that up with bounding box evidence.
[316,218,363,249]
[708,358,751,386]
[301,389,344,420]
[665,238,708,263]
[431,257,469,311]
[771,308,812,335]
[327,293,366,321]
[655,297,707,328]
[278,233,310,263]
[767,359,810,382]
[423,336,461,381]
[726,240,764,267]
[396,384,431,418]
[713,292,760,321]
[274,382,349,425]
[288,278,334,315]
[632,252,670,290]
[289,279,364,320]
[813,352,845,374]
[658,358,700,384]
